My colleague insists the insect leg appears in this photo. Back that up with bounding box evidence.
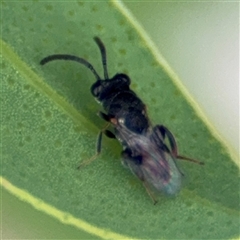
[77,123,110,169]
[154,125,204,165]
[97,111,116,138]
[104,129,116,139]
[98,111,112,122]
[143,182,158,205]
[153,125,178,155]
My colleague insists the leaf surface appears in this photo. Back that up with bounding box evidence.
[1,1,239,239]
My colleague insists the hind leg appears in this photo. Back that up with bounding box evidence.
[154,125,204,165]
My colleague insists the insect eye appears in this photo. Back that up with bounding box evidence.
[91,81,102,97]
[119,74,130,85]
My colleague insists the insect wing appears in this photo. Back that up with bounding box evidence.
[140,147,182,195]
[116,120,182,195]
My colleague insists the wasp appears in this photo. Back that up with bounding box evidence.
[40,37,203,204]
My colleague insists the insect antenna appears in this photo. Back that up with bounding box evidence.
[40,54,101,81]
[94,37,109,80]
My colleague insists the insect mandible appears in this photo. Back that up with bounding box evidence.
[40,37,203,204]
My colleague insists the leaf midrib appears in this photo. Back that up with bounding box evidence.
[1,39,97,133]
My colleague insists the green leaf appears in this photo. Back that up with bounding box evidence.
[1,1,239,239]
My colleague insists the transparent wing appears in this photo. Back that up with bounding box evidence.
[140,148,182,195]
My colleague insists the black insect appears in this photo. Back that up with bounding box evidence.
[40,37,203,204]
